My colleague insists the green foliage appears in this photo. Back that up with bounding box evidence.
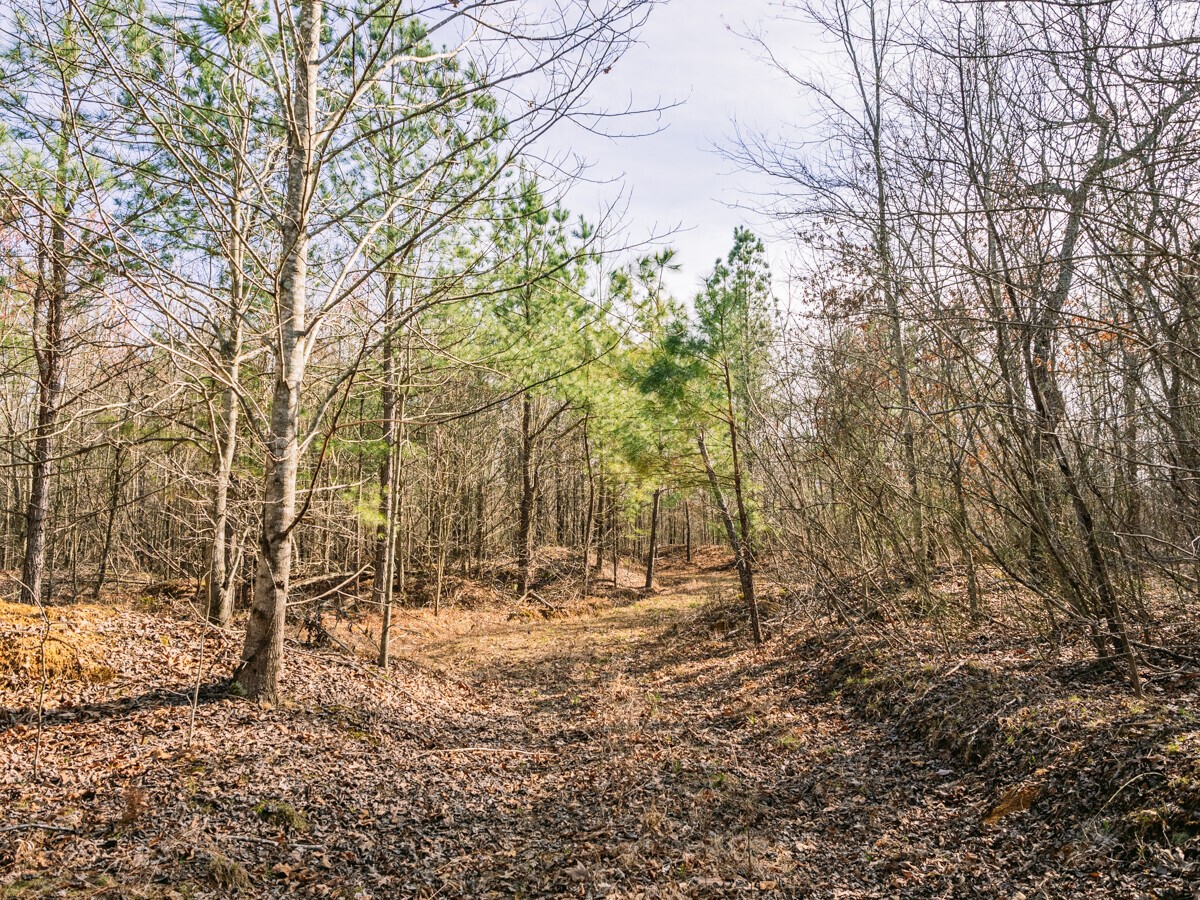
[483,175,603,392]
[0,0,118,323]
[631,228,775,474]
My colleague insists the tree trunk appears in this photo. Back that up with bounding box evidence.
[473,483,485,578]
[951,455,980,623]
[21,214,68,607]
[93,443,125,601]
[1024,180,1142,696]
[697,430,763,643]
[516,394,535,594]
[611,486,620,586]
[644,487,662,591]
[234,0,320,702]
[374,274,398,661]
[592,477,606,575]
[206,372,241,625]
[581,417,595,599]
[684,499,692,564]
[377,425,401,667]
[207,195,247,626]
[206,439,235,624]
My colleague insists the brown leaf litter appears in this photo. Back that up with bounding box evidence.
[2,554,1198,898]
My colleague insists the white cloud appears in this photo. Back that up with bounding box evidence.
[535,0,819,298]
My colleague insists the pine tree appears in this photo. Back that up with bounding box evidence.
[636,228,775,641]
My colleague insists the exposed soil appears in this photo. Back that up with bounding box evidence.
[1,549,1197,897]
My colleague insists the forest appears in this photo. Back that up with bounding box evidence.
[2,0,1199,896]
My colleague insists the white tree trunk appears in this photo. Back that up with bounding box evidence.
[234,0,320,701]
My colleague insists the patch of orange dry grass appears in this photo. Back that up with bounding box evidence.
[0,599,117,684]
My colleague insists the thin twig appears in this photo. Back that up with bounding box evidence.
[418,746,549,758]
[223,834,323,851]
[0,823,78,835]
[187,624,209,748]
[33,599,51,780]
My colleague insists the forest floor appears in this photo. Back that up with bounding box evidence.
[1,547,1198,898]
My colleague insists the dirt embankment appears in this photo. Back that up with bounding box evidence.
[811,633,1200,882]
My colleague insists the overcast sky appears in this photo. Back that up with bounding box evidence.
[537,0,816,299]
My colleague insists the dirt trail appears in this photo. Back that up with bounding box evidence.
[369,561,1017,898]
[382,557,827,893]
[395,556,732,682]
[2,557,1175,897]
[375,558,1168,899]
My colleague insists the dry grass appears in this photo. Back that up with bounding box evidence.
[0,600,118,684]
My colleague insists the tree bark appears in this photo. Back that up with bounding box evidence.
[516,394,535,594]
[684,499,692,564]
[22,205,68,606]
[581,417,595,598]
[93,443,126,602]
[611,486,620,586]
[206,191,247,626]
[374,274,398,664]
[234,0,320,701]
[644,487,662,590]
[697,430,763,643]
